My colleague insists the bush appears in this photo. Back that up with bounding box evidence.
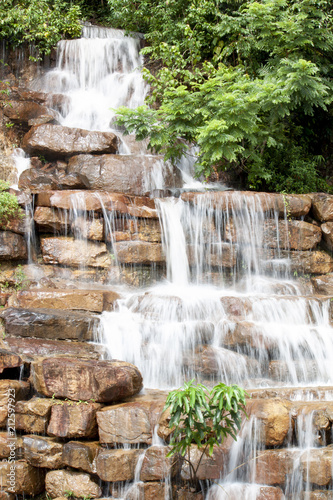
[0,180,23,224]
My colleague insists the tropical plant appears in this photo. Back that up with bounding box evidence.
[164,379,248,486]
[0,180,22,224]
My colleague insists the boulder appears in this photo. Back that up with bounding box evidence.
[180,445,225,481]
[300,446,333,486]
[106,217,162,243]
[31,357,143,402]
[3,100,56,123]
[2,307,99,341]
[311,275,333,295]
[0,380,30,427]
[0,349,23,373]
[220,296,252,317]
[0,231,27,260]
[312,193,333,222]
[188,243,237,269]
[62,441,101,474]
[22,124,118,158]
[15,397,59,434]
[291,401,333,446]
[0,460,44,495]
[0,213,32,235]
[140,445,180,481]
[96,449,142,481]
[40,236,112,268]
[124,482,167,500]
[252,448,301,485]
[321,222,333,250]
[68,153,182,195]
[33,206,69,232]
[35,190,157,218]
[114,241,165,264]
[217,320,278,353]
[181,191,311,217]
[8,288,120,313]
[0,432,23,459]
[206,484,284,500]
[45,470,101,499]
[269,360,319,383]
[97,390,167,444]
[71,216,104,241]
[47,402,102,439]
[286,250,333,275]
[3,336,106,361]
[19,169,91,193]
[246,399,291,446]
[23,435,64,469]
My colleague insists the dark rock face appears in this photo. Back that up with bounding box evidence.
[1,307,99,341]
[68,153,183,195]
[31,357,143,403]
[0,231,27,260]
[22,124,119,158]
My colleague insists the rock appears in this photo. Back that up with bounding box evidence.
[71,216,104,241]
[301,492,333,500]
[96,449,142,481]
[19,169,91,193]
[124,482,167,500]
[217,320,278,353]
[33,206,69,232]
[23,435,63,469]
[0,432,23,459]
[28,114,58,126]
[8,188,32,207]
[286,250,333,275]
[291,401,333,445]
[8,288,120,313]
[68,154,182,195]
[321,222,333,250]
[0,213,32,235]
[36,189,157,218]
[62,441,100,474]
[3,100,56,123]
[47,402,102,439]
[22,124,118,158]
[185,345,260,378]
[269,360,319,383]
[97,390,167,444]
[0,349,23,373]
[45,470,101,499]
[40,236,112,268]
[312,275,333,295]
[31,357,143,402]
[188,243,237,269]
[252,448,301,485]
[300,446,333,486]
[180,445,225,481]
[181,191,311,217]
[0,231,27,260]
[15,397,59,434]
[220,296,252,317]
[206,484,284,500]
[312,193,333,222]
[0,460,44,495]
[0,380,30,427]
[266,220,321,250]
[246,399,291,446]
[140,445,180,481]
[106,217,162,243]
[2,307,99,341]
[4,336,105,361]
[114,241,165,264]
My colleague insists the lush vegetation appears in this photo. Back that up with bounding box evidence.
[164,380,247,485]
[0,180,22,224]
[1,0,333,192]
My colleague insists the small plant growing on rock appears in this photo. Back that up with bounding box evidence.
[0,180,22,225]
[164,379,248,487]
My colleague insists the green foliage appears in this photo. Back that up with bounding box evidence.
[114,0,333,193]
[0,180,23,224]
[164,380,247,481]
[0,0,82,57]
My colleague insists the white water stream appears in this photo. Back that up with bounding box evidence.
[28,26,333,499]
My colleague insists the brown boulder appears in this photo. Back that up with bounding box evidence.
[0,231,27,261]
[312,193,333,222]
[286,250,333,275]
[68,153,182,195]
[181,445,225,481]
[23,124,118,158]
[62,441,101,474]
[33,206,69,232]
[269,360,319,383]
[0,213,32,235]
[252,448,301,485]
[40,236,112,268]
[45,470,101,499]
[96,448,142,481]
[19,169,90,193]
[4,100,56,123]
[220,296,252,317]
[206,484,284,500]
[300,446,333,486]
[217,320,278,353]
[0,349,23,373]
[321,221,333,250]
[0,380,30,427]
[246,399,291,446]
[47,402,102,439]
[71,216,104,241]
[312,274,333,295]
[15,397,59,434]
[0,432,23,459]
[140,445,180,481]
[23,435,63,469]
[114,241,165,264]
[188,243,237,269]
[31,357,143,403]
[0,460,44,495]
[124,482,167,500]
[2,307,99,341]
[9,288,120,313]
[97,390,167,444]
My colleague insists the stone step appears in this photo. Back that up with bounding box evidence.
[8,288,120,313]
[1,307,100,341]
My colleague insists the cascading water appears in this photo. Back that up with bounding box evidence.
[25,25,333,499]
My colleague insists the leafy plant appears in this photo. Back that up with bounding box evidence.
[164,379,248,485]
[0,180,23,225]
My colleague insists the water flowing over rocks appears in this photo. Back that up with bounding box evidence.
[3,24,333,500]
